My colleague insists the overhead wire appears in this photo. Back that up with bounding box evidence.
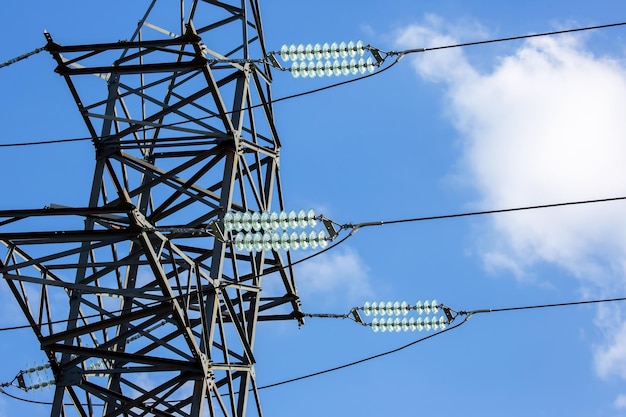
[387,20,626,57]
[0,58,400,148]
[2,197,604,332]
[0,136,93,148]
[0,388,56,405]
[3,294,626,403]
[256,315,471,390]
[0,302,163,332]
[1,314,469,405]
[104,19,626,131]
[238,193,615,285]
[0,387,103,407]
[258,295,626,390]
[342,195,626,230]
[0,47,45,69]
[0,60,399,148]
[0,194,624,333]
[461,296,626,316]
[2,20,626,147]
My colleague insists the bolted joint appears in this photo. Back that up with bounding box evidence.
[55,366,83,387]
[43,31,61,52]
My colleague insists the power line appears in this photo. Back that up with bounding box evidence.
[0,387,104,407]
[3,20,623,74]
[302,296,626,325]
[0,136,93,148]
[390,21,626,57]
[0,197,623,400]
[0,47,45,69]
[463,296,626,316]
[3,294,625,401]
[0,318,468,404]
[257,295,626,390]
[0,60,399,149]
[2,20,625,148]
[0,298,170,332]
[256,316,470,390]
[0,388,55,405]
[345,196,626,230]
[0,195,624,333]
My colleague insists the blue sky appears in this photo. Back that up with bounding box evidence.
[2,1,626,416]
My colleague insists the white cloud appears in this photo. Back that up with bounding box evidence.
[595,321,626,379]
[395,15,626,387]
[615,393,626,409]
[396,18,626,282]
[395,15,480,84]
[294,247,374,307]
[594,303,626,381]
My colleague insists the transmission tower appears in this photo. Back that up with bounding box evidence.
[0,1,303,416]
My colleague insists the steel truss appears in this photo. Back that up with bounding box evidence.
[0,1,302,416]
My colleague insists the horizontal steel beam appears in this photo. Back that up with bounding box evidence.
[49,343,200,372]
[41,303,173,346]
[0,204,134,218]
[0,229,141,243]
[55,60,206,76]
[45,32,200,53]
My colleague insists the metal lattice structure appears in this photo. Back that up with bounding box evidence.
[0,1,303,416]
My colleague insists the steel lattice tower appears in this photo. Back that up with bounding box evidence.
[0,1,303,416]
